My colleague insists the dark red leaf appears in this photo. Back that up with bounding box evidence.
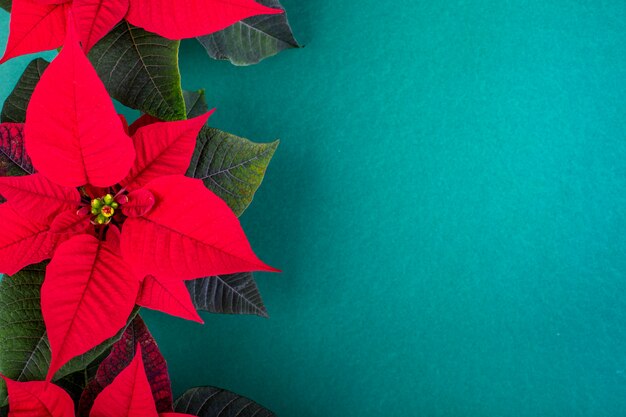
[0,123,33,177]
[78,316,173,416]
[89,345,159,417]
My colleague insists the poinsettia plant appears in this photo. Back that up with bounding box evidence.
[0,0,295,414]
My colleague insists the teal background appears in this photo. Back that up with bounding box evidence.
[2,1,626,415]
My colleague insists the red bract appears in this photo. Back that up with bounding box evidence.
[1,347,196,417]
[0,375,75,417]
[1,0,283,62]
[0,23,276,382]
[90,346,159,417]
[42,233,141,381]
[137,275,203,323]
[25,14,135,188]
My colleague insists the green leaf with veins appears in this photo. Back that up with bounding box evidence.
[184,90,209,119]
[88,21,185,121]
[54,348,110,404]
[186,272,268,317]
[186,126,278,216]
[1,58,49,123]
[197,0,300,66]
[175,386,276,417]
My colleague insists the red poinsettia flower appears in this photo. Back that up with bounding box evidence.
[0,23,276,381]
[1,346,196,417]
[1,0,282,62]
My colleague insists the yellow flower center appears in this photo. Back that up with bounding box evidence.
[90,194,120,225]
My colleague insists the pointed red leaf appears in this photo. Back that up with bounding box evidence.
[122,188,155,217]
[128,114,160,137]
[90,346,159,417]
[48,209,91,251]
[72,0,129,52]
[0,0,69,63]
[1,377,75,417]
[0,123,34,176]
[0,173,80,224]
[78,316,173,415]
[42,233,140,380]
[121,175,277,280]
[25,18,135,188]
[137,276,203,323]
[0,204,51,275]
[125,0,283,39]
[121,113,212,191]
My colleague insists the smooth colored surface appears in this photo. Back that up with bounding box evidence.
[2,1,626,415]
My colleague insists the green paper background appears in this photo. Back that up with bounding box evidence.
[2,1,626,415]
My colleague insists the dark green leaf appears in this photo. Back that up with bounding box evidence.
[0,0,10,13]
[186,127,278,216]
[197,0,300,66]
[55,348,109,404]
[186,272,268,318]
[1,58,49,123]
[174,386,275,417]
[88,21,185,121]
[55,371,90,405]
[0,265,135,405]
[184,89,209,119]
